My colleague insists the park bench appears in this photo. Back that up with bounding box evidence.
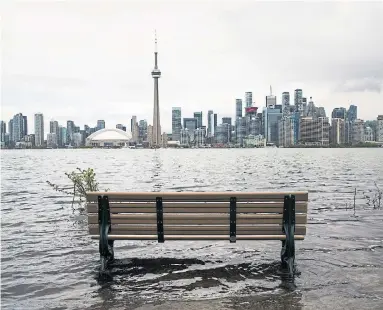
[86,191,308,275]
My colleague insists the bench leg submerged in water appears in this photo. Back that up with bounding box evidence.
[98,195,114,273]
[281,195,296,276]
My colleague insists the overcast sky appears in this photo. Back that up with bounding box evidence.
[1,1,383,133]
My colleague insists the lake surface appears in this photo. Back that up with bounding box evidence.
[1,148,383,310]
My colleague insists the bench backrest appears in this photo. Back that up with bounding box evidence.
[86,192,308,241]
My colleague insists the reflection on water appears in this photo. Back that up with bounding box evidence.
[1,148,383,310]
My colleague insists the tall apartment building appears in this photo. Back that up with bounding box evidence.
[34,113,44,147]
[0,121,6,143]
[351,119,365,145]
[172,107,182,142]
[330,118,345,145]
[193,112,202,129]
[12,113,25,142]
[97,120,105,131]
[207,110,214,138]
[131,116,139,142]
[378,115,383,142]
[279,114,299,147]
[299,117,330,146]
[245,92,253,108]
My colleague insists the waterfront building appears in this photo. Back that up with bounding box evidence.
[264,106,282,145]
[279,114,299,147]
[215,124,231,144]
[299,116,330,146]
[330,118,346,145]
[85,128,132,147]
[147,125,153,147]
[364,126,374,142]
[378,115,383,142]
[161,132,168,147]
[172,107,182,142]
[47,133,58,148]
[243,134,265,147]
[235,117,246,146]
[34,114,44,147]
[351,119,365,145]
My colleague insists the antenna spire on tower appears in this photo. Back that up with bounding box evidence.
[154,29,158,53]
[270,85,272,96]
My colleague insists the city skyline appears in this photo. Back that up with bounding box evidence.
[2,2,383,132]
[0,92,380,137]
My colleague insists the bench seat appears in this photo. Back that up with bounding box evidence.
[86,191,308,275]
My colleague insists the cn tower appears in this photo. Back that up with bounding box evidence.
[151,31,161,147]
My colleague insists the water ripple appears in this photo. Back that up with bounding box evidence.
[1,148,383,310]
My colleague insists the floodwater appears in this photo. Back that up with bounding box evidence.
[1,148,383,310]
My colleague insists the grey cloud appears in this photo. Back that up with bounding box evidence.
[336,78,383,93]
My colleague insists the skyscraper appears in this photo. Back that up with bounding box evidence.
[332,107,347,119]
[8,119,14,143]
[97,120,105,131]
[12,113,25,142]
[294,89,303,113]
[151,31,162,147]
[207,110,213,137]
[193,112,202,128]
[172,107,182,142]
[266,86,277,107]
[66,120,75,146]
[282,92,290,108]
[245,92,253,108]
[34,113,44,147]
[236,99,243,119]
[23,116,28,136]
[131,116,138,142]
[347,105,357,122]
[0,121,6,142]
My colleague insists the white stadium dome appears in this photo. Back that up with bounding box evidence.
[86,128,132,147]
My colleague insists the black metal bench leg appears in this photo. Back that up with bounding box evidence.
[98,195,113,273]
[281,195,295,276]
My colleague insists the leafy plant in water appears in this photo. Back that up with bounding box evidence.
[47,167,108,208]
[363,182,382,210]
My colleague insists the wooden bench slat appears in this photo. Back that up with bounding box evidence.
[90,234,306,241]
[87,214,307,225]
[86,191,309,202]
[86,202,308,214]
[88,223,307,231]
[88,225,306,235]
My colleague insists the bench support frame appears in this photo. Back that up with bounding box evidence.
[281,194,295,275]
[229,197,237,243]
[156,196,164,243]
[98,195,114,272]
